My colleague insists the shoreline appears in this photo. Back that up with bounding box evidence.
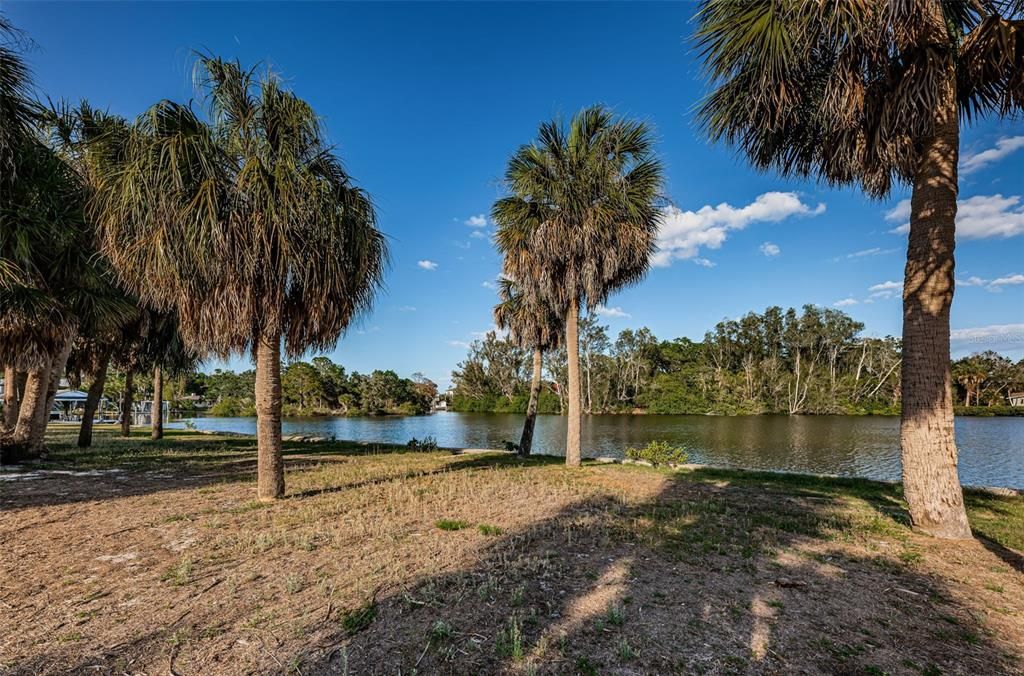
[183,428,1024,496]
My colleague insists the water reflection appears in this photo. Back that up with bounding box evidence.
[177,412,1024,489]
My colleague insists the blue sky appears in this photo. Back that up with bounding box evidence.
[9,2,1024,386]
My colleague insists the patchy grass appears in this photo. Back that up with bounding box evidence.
[1,428,1022,675]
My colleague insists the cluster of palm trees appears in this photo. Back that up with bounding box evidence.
[0,19,386,500]
[491,1,1022,540]
[492,107,664,462]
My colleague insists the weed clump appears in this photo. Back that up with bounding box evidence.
[436,519,470,531]
[625,440,688,466]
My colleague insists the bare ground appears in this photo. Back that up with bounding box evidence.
[1,429,1022,675]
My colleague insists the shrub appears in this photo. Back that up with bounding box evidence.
[625,440,688,466]
[407,436,439,452]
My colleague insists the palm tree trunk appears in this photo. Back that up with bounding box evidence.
[1,365,51,463]
[565,300,582,467]
[255,328,285,499]
[78,349,112,448]
[33,337,74,449]
[151,365,164,440]
[900,65,971,540]
[519,347,543,456]
[3,365,18,433]
[120,368,134,437]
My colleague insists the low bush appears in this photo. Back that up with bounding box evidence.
[625,440,688,466]
[407,436,439,452]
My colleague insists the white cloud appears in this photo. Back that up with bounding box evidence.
[951,324,1024,343]
[469,230,487,239]
[989,273,1024,288]
[594,305,631,319]
[846,247,898,259]
[464,214,487,228]
[886,194,1024,239]
[417,260,438,271]
[961,136,1024,175]
[885,199,912,224]
[482,279,498,290]
[693,257,716,268]
[447,340,470,349]
[957,276,988,287]
[760,242,780,257]
[958,195,1024,239]
[653,192,825,267]
[868,281,901,299]
[833,298,858,307]
[398,305,417,312]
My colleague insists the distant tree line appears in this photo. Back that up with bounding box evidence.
[176,358,437,417]
[451,305,1024,416]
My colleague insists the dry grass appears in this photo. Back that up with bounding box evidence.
[1,428,1022,675]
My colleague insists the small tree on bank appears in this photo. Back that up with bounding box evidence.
[95,57,387,498]
[695,0,1024,538]
[492,278,562,456]
[493,106,664,466]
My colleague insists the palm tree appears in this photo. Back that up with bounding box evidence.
[492,278,561,456]
[695,0,1023,538]
[139,310,199,440]
[953,358,987,407]
[0,27,133,461]
[493,106,664,466]
[94,57,387,498]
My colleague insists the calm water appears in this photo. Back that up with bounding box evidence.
[176,412,1024,489]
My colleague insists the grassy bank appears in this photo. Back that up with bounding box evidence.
[2,429,1022,674]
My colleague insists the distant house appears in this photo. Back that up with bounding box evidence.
[1009,392,1024,407]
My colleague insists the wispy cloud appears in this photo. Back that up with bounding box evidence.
[957,276,988,287]
[951,323,1024,344]
[398,305,417,312]
[886,194,1024,239]
[844,246,898,259]
[961,136,1024,175]
[759,242,780,257]
[464,214,487,228]
[469,230,487,239]
[868,280,902,299]
[653,192,825,267]
[447,340,470,349]
[989,273,1024,288]
[833,298,858,307]
[693,257,716,268]
[417,260,438,271]
[594,305,631,318]
[482,279,498,290]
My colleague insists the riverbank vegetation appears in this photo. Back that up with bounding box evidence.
[173,359,438,418]
[451,306,1024,416]
[2,429,1022,673]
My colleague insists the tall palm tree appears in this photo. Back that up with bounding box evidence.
[695,0,1023,538]
[493,278,561,456]
[0,25,133,461]
[493,106,664,467]
[94,57,387,498]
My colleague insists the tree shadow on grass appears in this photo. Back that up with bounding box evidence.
[6,458,1022,675]
[296,466,1021,675]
